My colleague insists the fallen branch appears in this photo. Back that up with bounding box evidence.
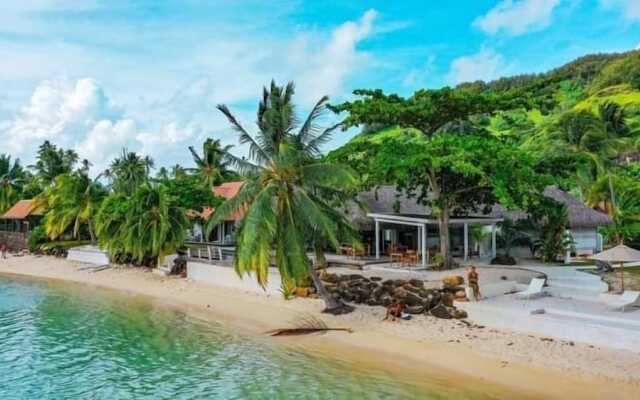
[266,315,353,336]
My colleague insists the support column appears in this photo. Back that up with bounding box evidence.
[421,224,427,267]
[463,223,469,262]
[375,219,380,259]
[491,223,497,259]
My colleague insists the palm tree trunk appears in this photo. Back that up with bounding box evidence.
[88,220,96,245]
[310,244,353,315]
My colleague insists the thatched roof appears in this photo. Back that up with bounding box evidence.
[345,185,612,230]
[489,186,612,228]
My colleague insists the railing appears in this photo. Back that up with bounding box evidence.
[184,241,235,263]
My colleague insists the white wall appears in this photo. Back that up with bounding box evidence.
[571,228,598,253]
[187,261,283,296]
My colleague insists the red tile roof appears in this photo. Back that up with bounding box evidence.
[213,181,244,199]
[1,200,43,219]
[186,181,246,222]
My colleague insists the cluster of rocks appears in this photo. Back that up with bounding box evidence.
[319,271,468,319]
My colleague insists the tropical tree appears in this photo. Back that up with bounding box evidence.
[331,87,527,268]
[30,141,79,186]
[105,149,154,195]
[36,171,106,243]
[188,138,233,187]
[95,184,189,266]
[208,81,358,314]
[0,155,26,213]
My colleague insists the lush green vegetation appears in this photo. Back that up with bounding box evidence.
[208,81,359,314]
[330,49,640,263]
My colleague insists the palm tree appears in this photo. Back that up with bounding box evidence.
[0,155,25,213]
[105,149,154,195]
[188,139,233,187]
[36,171,106,243]
[30,141,79,185]
[208,81,358,315]
[95,184,189,266]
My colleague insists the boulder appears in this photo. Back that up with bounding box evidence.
[402,283,422,294]
[404,292,423,307]
[442,275,464,287]
[452,309,468,319]
[294,287,310,298]
[393,287,409,300]
[370,276,383,282]
[366,298,382,306]
[405,305,425,314]
[321,273,340,284]
[441,292,455,307]
[429,304,453,319]
[380,295,394,307]
[409,279,425,288]
[455,290,467,300]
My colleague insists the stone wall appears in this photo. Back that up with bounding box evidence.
[0,231,28,251]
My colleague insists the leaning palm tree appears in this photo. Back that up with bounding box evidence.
[0,154,25,213]
[207,81,358,314]
[36,171,106,243]
[95,184,188,266]
[105,149,154,195]
[188,138,233,187]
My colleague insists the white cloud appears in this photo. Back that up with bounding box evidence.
[402,55,437,88]
[474,0,562,36]
[447,48,511,85]
[292,9,378,104]
[601,0,640,21]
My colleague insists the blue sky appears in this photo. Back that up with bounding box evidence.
[0,0,638,173]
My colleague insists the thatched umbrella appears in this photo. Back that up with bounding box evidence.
[590,244,640,292]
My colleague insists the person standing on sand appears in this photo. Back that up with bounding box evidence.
[0,243,7,259]
[467,265,481,301]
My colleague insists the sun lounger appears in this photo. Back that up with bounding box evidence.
[516,278,547,300]
[604,291,640,312]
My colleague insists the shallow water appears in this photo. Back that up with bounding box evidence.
[0,275,496,399]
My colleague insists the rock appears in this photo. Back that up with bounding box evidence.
[372,286,385,299]
[408,279,424,288]
[393,279,407,287]
[402,283,422,294]
[429,304,453,319]
[366,298,382,306]
[441,292,455,307]
[393,287,408,300]
[321,273,340,284]
[294,287,310,298]
[405,305,425,314]
[452,309,468,319]
[382,279,395,287]
[381,295,393,307]
[370,276,383,282]
[405,292,423,306]
[442,275,464,287]
[455,290,467,300]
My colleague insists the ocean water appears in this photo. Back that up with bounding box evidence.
[0,275,494,399]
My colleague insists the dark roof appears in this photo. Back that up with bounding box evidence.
[489,186,612,228]
[346,185,612,229]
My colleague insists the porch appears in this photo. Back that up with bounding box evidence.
[369,213,503,267]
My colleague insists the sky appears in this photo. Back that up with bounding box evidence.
[0,0,639,175]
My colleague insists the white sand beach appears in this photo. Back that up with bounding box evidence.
[1,255,639,400]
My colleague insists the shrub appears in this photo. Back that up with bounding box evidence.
[27,226,48,252]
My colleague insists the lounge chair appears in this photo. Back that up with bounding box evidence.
[516,278,547,300]
[604,291,640,312]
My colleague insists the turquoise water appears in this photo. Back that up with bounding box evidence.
[0,275,493,399]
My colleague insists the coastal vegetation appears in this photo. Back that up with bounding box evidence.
[207,81,359,314]
[0,49,639,285]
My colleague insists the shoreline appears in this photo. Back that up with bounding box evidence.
[1,255,639,399]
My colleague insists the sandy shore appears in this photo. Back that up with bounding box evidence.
[1,255,639,399]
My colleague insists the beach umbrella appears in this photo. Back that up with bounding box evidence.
[590,244,640,292]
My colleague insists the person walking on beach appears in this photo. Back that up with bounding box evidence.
[0,243,7,259]
[467,265,481,301]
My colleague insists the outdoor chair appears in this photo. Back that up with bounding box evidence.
[516,278,547,300]
[603,291,640,312]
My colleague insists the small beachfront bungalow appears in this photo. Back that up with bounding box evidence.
[188,181,244,245]
[0,199,44,250]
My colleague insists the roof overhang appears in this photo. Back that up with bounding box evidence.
[367,213,502,226]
